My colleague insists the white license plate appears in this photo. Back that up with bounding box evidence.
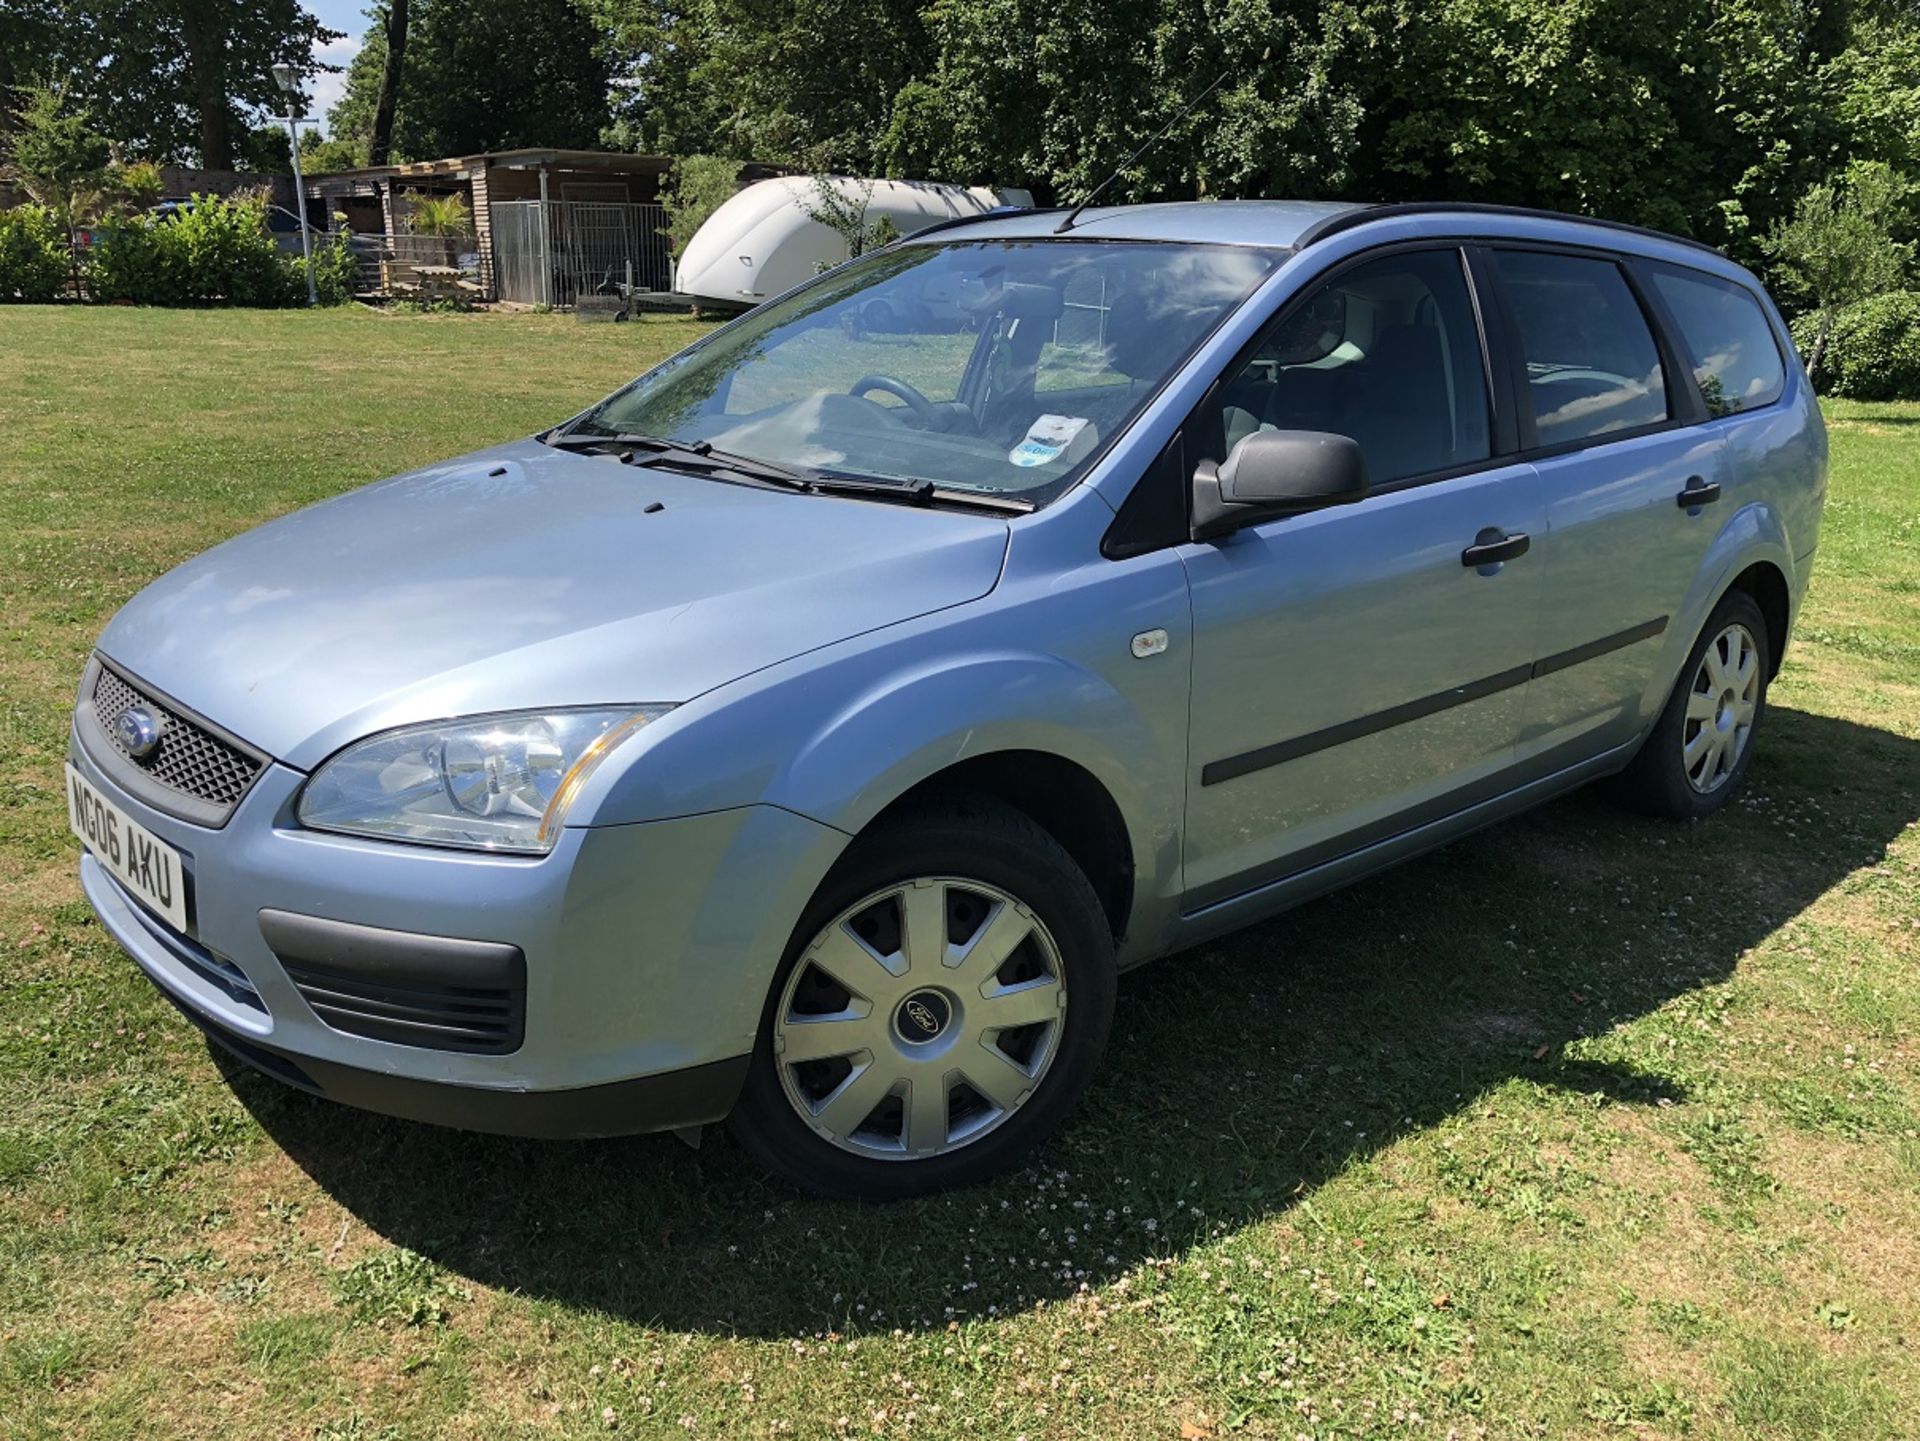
[66,763,190,933]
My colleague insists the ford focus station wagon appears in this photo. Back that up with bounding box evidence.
[69,201,1825,1198]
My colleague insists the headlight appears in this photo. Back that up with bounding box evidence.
[296,707,673,854]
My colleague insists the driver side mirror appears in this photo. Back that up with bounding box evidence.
[1190,429,1369,541]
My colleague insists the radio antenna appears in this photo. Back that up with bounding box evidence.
[1054,57,1261,234]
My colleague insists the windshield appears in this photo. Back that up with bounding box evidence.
[569,239,1279,507]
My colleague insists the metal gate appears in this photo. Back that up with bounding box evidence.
[491,200,672,307]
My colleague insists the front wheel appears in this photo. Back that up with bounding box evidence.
[730,800,1115,1200]
[1611,590,1771,819]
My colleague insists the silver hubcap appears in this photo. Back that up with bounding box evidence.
[1683,622,1760,794]
[773,877,1068,1161]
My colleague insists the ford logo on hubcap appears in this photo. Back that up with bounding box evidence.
[114,706,163,760]
[897,990,951,1041]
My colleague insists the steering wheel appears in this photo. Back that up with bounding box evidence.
[847,374,942,429]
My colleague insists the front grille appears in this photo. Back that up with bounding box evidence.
[283,965,524,1055]
[91,663,265,818]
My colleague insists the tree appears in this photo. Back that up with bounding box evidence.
[585,0,933,169]
[799,174,899,260]
[659,153,746,255]
[1763,162,1914,380]
[0,0,64,135]
[328,0,611,161]
[369,0,409,167]
[60,0,341,169]
[300,129,369,174]
[878,0,1366,204]
[3,84,111,243]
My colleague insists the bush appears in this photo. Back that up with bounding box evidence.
[291,222,360,306]
[1793,291,1920,399]
[0,205,70,301]
[85,191,293,307]
[660,155,744,258]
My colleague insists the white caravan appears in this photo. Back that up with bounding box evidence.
[675,176,1034,308]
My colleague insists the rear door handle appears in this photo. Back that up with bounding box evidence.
[1461,527,1531,568]
[1677,475,1722,509]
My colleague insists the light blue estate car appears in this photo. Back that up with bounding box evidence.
[68,200,1825,1197]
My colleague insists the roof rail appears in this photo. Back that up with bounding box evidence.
[1294,201,1725,257]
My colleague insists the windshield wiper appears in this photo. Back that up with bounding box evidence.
[811,474,1036,514]
[546,429,1033,513]
[545,429,814,491]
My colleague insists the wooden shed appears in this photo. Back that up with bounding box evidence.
[301,148,780,304]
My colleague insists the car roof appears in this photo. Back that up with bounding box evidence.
[908,199,1748,281]
[911,199,1365,249]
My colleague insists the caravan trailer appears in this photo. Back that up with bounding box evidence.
[675,176,1033,308]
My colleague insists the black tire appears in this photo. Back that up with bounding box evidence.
[1611,589,1772,819]
[730,798,1116,1200]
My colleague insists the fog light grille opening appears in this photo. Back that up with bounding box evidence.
[283,965,524,1055]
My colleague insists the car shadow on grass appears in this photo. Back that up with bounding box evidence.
[221,705,1918,1338]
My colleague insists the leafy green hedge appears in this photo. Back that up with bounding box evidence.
[1793,291,1920,400]
[87,192,294,306]
[0,205,70,302]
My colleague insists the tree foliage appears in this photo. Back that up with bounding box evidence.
[658,153,747,255]
[1791,288,1920,398]
[1764,162,1914,378]
[14,0,341,170]
[586,0,1920,295]
[3,84,164,238]
[327,0,612,162]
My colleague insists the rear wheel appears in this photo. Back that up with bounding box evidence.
[1612,590,1771,819]
[731,799,1115,1199]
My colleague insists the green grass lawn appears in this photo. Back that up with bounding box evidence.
[1,306,1916,1440]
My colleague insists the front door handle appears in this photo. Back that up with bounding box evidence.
[1677,475,1722,509]
[1461,527,1531,568]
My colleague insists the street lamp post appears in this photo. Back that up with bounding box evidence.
[271,63,318,307]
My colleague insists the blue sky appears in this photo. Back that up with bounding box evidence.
[307,0,371,133]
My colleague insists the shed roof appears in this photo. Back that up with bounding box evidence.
[302,147,682,197]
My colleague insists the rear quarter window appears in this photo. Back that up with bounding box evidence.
[1647,266,1786,416]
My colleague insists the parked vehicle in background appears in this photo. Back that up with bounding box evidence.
[67,200,1823,1199]
[675,176,1033,309]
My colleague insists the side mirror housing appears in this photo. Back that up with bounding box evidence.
[1190,429,1369,541]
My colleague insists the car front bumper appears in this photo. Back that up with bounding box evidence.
[70,714,847,1139]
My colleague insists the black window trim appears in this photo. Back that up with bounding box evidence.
[1478,237,1704,462]
[1632,256,1792,421]
[1097,231,1788,560]
[1099,239,1520,560]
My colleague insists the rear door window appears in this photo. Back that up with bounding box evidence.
[1647,266,1786,416]
[1492,250,1669,447]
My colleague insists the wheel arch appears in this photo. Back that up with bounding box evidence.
[1725,558,1792,677]
[864,749,1136,944]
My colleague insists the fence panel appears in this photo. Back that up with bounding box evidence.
[491,199,670,307]
[493,201,547,305]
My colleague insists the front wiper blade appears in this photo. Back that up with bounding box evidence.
[543,428,667,450]
[623,442,815,491]
[547,429,1032,512]
[812,474,1037,514]
[546,429,814,491]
